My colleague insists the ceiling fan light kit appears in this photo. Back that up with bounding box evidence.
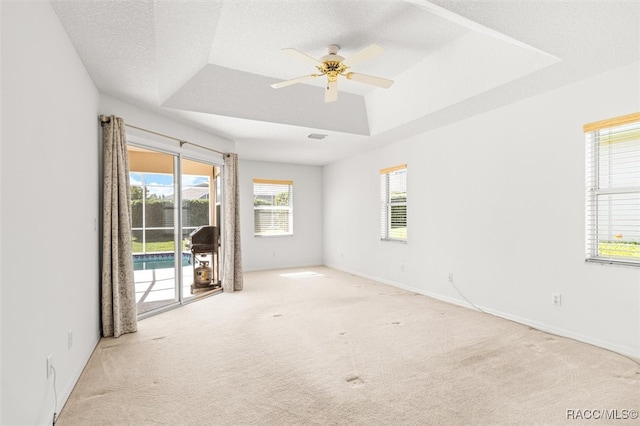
[271,44,394,102]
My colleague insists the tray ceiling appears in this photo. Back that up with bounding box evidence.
[50,0,640,165]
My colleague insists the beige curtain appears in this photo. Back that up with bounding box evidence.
[101,115,137,337]
[222,153,243,292]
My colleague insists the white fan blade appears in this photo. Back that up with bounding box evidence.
[271,74,318,89]
[282,48,322,66]
[325,80,338,103]
[342,44,384,67]
[346,72,394,89]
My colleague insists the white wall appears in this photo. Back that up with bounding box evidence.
[1,2,101,424]
[324,61,640,358]
[240,160,323,271]
[99,94,235,156]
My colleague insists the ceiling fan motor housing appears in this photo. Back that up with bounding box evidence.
[317,44,348,81]
[317,61,349,82]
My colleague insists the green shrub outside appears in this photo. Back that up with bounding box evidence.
[131,199,210,233]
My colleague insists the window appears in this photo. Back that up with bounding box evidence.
[380,164,407,241]
[584,113,640,265]
[253,179,293,236]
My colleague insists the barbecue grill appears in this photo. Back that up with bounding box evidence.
[187,225,220,293]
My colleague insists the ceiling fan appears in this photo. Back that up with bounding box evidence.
[270,44,394,102]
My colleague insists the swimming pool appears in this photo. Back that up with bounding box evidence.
[133,253,192,271]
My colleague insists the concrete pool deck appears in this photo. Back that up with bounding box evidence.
[134,266,221,315]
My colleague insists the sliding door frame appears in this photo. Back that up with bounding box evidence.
[127,135,225,319]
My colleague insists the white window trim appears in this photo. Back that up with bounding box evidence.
[380,164,407,242]
[253,178,294,237]
[584,113,640,267]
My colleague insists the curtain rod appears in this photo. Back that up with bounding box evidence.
[99,114,226,156]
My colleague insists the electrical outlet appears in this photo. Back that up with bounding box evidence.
[400,263,405,272]
[46,354,53,379]
[68,331,73,350]
[552,293,562,306]
[448,273,454,283]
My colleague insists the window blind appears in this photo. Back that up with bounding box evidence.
[253,179,293,236]
[584,113,640,265]
[380,164,407,241]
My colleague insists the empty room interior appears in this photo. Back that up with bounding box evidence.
[2,1,640,424]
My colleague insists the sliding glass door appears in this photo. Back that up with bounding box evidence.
[128,145,222,317]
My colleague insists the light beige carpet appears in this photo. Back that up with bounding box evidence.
[57,267,640,425]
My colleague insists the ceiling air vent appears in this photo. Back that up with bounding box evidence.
[308,133,328,140]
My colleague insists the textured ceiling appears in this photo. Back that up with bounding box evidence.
[205,1,468,94]
[50,0,640,165]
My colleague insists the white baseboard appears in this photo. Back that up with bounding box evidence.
[327,264,640,360]
[43,333,101,425]
[244,262,324,273]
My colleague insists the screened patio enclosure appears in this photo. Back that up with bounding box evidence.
[128,145,223,317]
